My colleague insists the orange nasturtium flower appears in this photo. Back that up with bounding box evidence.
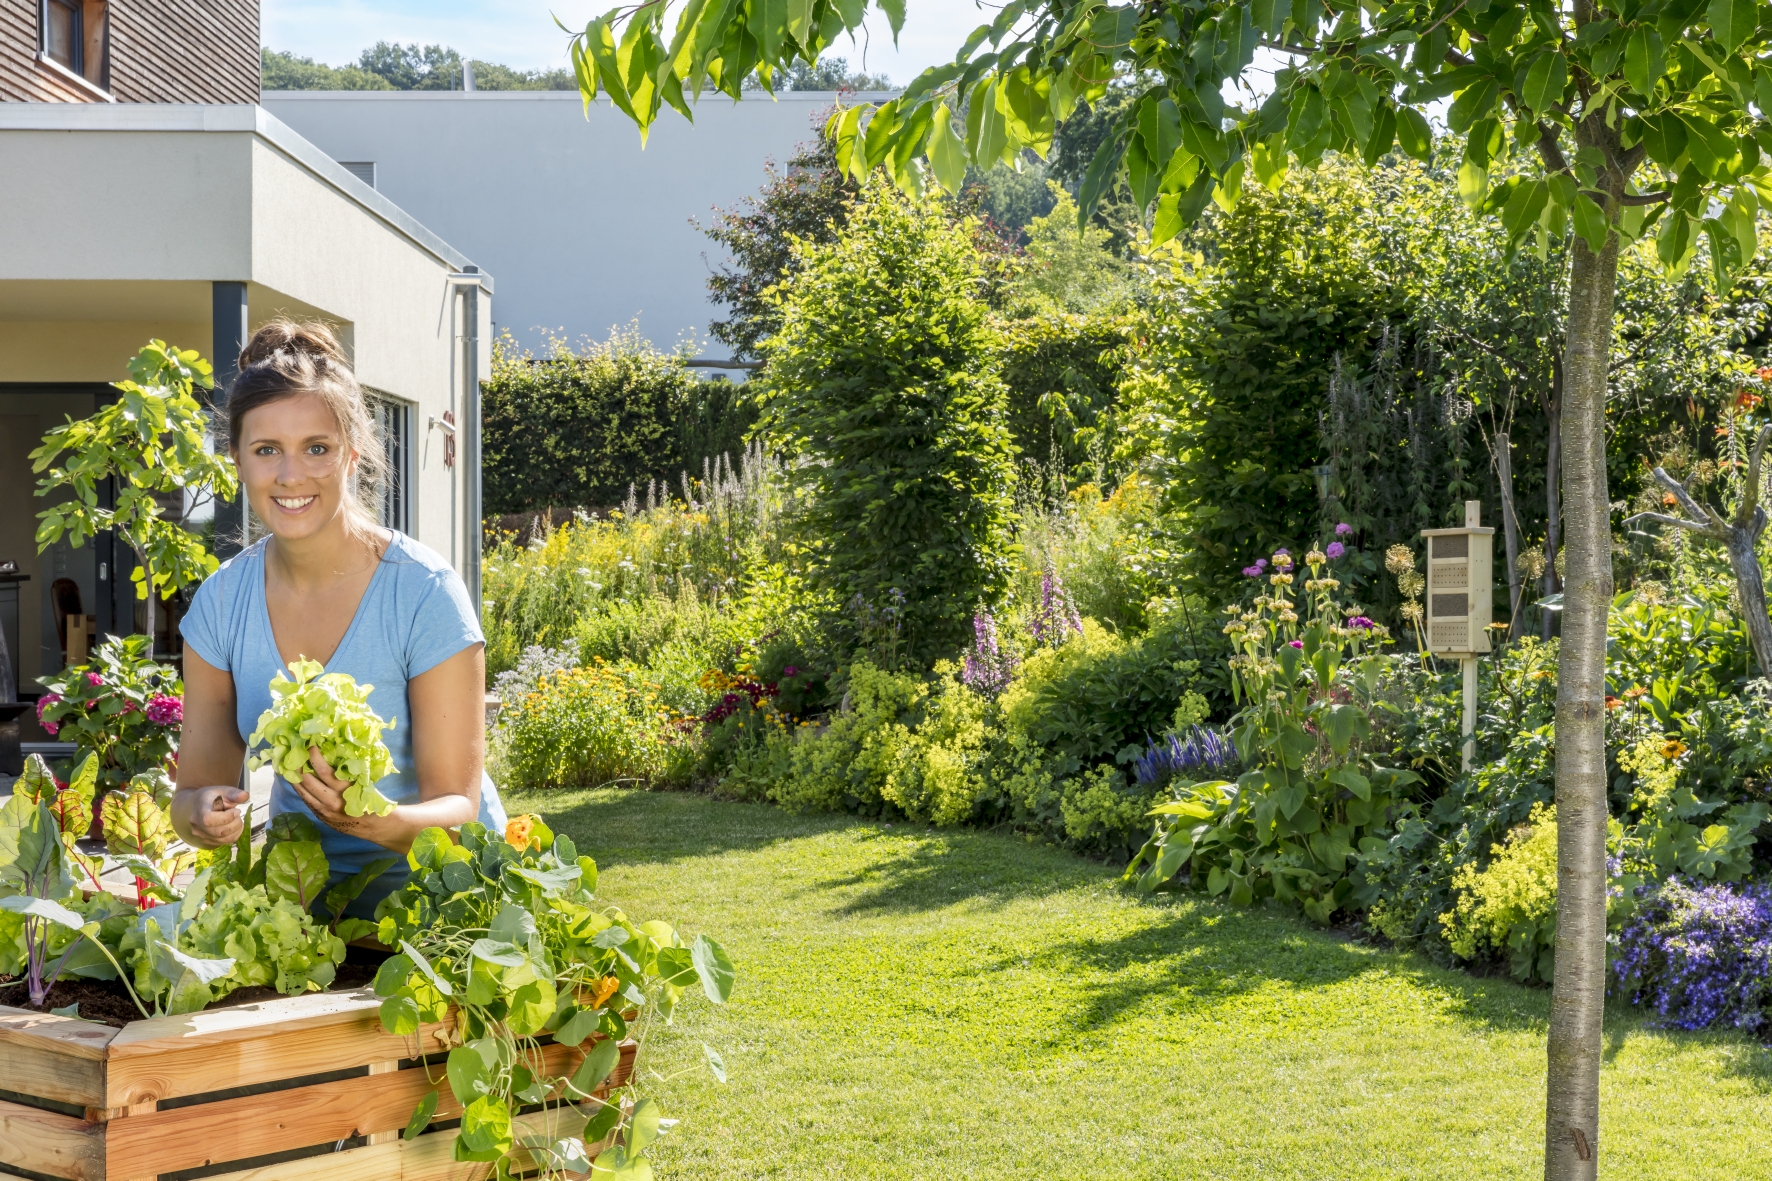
[505,815,536,851]
[588,974,620,1009]
[1661,739,1688,760]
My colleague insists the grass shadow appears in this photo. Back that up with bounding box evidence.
[515,785,857,868]
[815,824,1110,917]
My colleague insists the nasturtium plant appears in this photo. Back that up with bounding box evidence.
[250,659,398,817]
[373,819,734,1178]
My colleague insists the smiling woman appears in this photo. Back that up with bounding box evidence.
[169,319,508,917]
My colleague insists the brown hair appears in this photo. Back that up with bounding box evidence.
[227,319,387,536]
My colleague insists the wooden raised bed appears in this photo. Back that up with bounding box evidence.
[0,989,635,1181]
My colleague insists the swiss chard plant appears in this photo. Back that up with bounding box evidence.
[372,817,734,1179]
[1126,544,1421,923]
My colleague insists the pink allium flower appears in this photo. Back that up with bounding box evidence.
[1243,565,1264,577]
[1335,522,1354,536]
[1325,541,1346,559]
[85,672,104,687]
[146,694,183,726]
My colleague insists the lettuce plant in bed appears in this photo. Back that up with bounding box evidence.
[372,816,735,1178]
[250,658,398,817]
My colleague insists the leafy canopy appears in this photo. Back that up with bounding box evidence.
[31,340,239,602]
[575,0,1772,284]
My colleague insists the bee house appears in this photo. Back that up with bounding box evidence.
[1422,500,1495,655]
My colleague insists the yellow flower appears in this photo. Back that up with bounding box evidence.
[1660,739,1687,760]
[505,815,536,850]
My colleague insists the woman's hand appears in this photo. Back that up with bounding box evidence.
[289,747,404,848]
[171,784,252,849]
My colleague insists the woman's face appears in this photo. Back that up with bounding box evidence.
[234,393,359,544]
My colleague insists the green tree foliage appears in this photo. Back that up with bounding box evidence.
[703,120,859,359]
[994,311,1132,483]
[757,184,1018,667]
[263,44,573,92]
[261,48,392,90]
[774,55,892,91]
[481,328,754,517]
[1014,186,1135,312]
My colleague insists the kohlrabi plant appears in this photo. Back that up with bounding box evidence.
[250,658,398,817]
[372,817,735,1178]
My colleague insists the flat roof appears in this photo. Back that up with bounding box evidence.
[0,103,490,288]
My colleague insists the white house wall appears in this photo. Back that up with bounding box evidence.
[263,90,892,359]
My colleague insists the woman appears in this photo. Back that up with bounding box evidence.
[171,320,505,915]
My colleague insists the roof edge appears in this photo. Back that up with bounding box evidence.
[0,103,490,286]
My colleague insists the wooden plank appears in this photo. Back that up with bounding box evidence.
[104,989,449,1108]
[102,1041,636,1181]
[0,1096,104,1181]
[0,1007,116,1108]
[175,1099,616,1181]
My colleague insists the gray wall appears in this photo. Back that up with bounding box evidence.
[264,90,886,361]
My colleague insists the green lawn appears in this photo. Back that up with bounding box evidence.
[518,787,1772,1180]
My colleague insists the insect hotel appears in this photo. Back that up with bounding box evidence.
[1422,501,1496,769]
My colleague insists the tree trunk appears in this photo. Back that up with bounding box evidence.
[1543,206,1618,1181]
[1496,430,1524,636]
[1725,521,1772,677]
[1542,361,1564,641]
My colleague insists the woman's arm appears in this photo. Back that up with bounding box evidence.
[289,643,485,854]
[170,649,252,848]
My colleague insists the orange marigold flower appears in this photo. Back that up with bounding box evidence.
[505,815,536,850]
[1660,739,1688,760]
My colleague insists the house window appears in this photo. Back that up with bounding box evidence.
[368,393,412,534]
[39,0,108,89]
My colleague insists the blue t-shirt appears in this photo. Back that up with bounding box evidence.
[180,531,507,914]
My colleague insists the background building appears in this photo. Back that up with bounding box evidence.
[263,88,890,361]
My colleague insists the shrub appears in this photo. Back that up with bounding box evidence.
[481,326,753,517]
[757,182,1019,668]
[1611,877,1772,1031]
[36,634,181,795]
[739,662,924,814]
[1440,803,1560,983]
[497,663,681,790]
[993,310,1132,481]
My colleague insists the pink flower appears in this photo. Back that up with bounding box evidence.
[85,672,104,687]
[1325,541,1346,559]
[1243,565,1264,577]
[41,720,58,737]
[121,702,137,714]
[146,694,183,726]
[1289,639,1304,649]
[1335,522,1354,536]
[35,693,61,720]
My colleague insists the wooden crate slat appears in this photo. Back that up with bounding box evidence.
[0,1007,115,1108]
[196,1103,610,1181]
[101,1040,635,1181]
[0,1096,105,1181]
[104,989,450,1107]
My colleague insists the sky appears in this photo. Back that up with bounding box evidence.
[262,0,995,86]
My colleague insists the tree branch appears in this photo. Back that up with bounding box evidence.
[1651,465,1728,534]
[1736,423,1772,528]
[1624,510,1716,534]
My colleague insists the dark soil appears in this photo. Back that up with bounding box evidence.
[0,960,380,1029]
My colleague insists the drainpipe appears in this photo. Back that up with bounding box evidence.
[448,267,486,616]
[211,281,249,560]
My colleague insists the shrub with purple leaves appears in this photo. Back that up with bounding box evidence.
[1610,877,1772,1031]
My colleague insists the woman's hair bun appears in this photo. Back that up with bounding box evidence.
[239,319,349,370]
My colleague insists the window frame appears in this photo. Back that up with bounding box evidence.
[37,0,110,96]
[366,391,413,536]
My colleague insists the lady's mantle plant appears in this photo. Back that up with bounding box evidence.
[372,818,734,1178]
[1126,541,1419,923]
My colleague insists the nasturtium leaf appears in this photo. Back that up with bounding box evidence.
[627,1097,664,1154]
[703,1042,728,1083]
[401,940,454,996]
[265,840,329,910]
[655,946,697,990]
[407,827,455,873]
[554,1006,602,1047]
[691,934,736,1003]
[592,924,631,949]
[447,1045,492,1105]
[470,938,527,968]
[402,1089,439,1140]
[584,1096,623,1143]
[508,978,558,1037]
[569,1036,623,1096]
[381,993,420,1035]
[456,1094,513,1160]
[507,863,580,893]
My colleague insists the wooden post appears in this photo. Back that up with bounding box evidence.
[1461,656,1478,772]
[363,1060,402,1145]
